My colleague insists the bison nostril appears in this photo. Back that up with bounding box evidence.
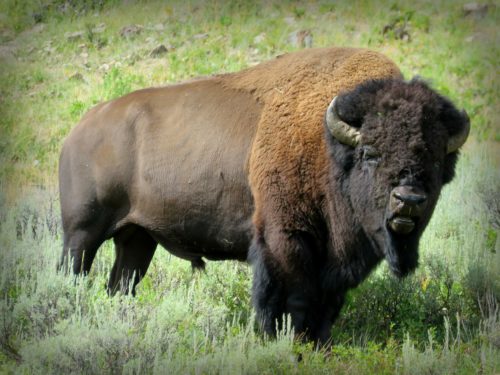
[393,191,404,202]
[393,190,427,206]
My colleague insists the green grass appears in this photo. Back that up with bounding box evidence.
[0,0,498,373]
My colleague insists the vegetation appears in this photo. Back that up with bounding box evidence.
[0,0,498,373]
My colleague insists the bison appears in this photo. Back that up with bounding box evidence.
[59,47,469,344]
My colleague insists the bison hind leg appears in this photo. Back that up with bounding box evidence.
[59,222,108,275]
[107,225,157,296]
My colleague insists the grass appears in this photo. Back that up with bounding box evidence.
[0,0,498,373]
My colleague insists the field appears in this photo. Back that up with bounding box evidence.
[0,0,498,373]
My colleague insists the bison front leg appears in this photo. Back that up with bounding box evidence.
[283,282,345,346]
[249,231,332,344]
[249,237,286,337]
[313,292,346,346]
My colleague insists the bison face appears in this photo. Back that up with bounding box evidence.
[325,78,469,277]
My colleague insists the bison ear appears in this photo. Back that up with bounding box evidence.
[439,98,470,154]
[438,98,470,184]
[334,78,392,128]
[334,91,369,128]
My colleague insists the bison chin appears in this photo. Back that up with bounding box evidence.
[382,228,420,277]
[365,222,420,278]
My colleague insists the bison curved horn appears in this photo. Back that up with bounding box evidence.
[325,96,361,147]
[447,110,470,154]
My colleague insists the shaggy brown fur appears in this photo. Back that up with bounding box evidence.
[58,47,468,345]
[238,49,402,269]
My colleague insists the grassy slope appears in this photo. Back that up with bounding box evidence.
[0,0,498,374]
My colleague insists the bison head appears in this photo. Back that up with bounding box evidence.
[325,78,469,277]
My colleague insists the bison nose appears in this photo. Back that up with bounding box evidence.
[389,186,428,217]
[392,188,427,206]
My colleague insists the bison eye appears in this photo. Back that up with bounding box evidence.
[362,145,381,165]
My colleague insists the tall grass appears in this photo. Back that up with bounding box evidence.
[0,147,498,374]
[0,0,498,373]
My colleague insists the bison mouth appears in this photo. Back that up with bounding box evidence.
[387,216,416,234]
[386,185,427,236]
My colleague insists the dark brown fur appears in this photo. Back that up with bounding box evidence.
[59,47,468,344]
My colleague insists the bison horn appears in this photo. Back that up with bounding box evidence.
[325,96,361,147]
[447,110,470,154]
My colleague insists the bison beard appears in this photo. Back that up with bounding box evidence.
[58,48,469,346]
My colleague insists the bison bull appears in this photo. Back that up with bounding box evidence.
[59,47,469,344]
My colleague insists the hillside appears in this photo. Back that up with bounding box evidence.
[0,1,498,374]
